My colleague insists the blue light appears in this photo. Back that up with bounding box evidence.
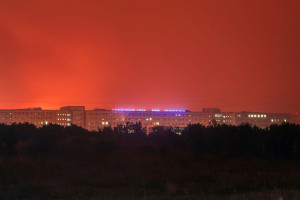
[164,109,186,112]
[113,108,186,112]
[152,109,161,112]
[113,109,135,112]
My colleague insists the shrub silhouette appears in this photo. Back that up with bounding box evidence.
[0,122,299,161]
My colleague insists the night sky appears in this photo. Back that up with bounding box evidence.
[0,0,299,113]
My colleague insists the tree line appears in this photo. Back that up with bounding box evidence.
[0,122,300,163]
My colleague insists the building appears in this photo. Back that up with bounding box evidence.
[291,113,300,125]
[0,106,292,131]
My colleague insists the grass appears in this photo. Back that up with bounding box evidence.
[0,154,300,199]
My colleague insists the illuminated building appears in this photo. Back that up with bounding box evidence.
[0,106,292,131]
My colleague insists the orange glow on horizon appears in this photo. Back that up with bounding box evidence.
[0,0,299,113]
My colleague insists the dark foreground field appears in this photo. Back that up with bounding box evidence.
[0,123,300,199]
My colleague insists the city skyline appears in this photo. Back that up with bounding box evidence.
[0,105,293,132]
[0,105,296,114]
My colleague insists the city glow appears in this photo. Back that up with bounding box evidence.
[0,1,298,115]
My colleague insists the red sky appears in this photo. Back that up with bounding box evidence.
[0,0,299,113]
